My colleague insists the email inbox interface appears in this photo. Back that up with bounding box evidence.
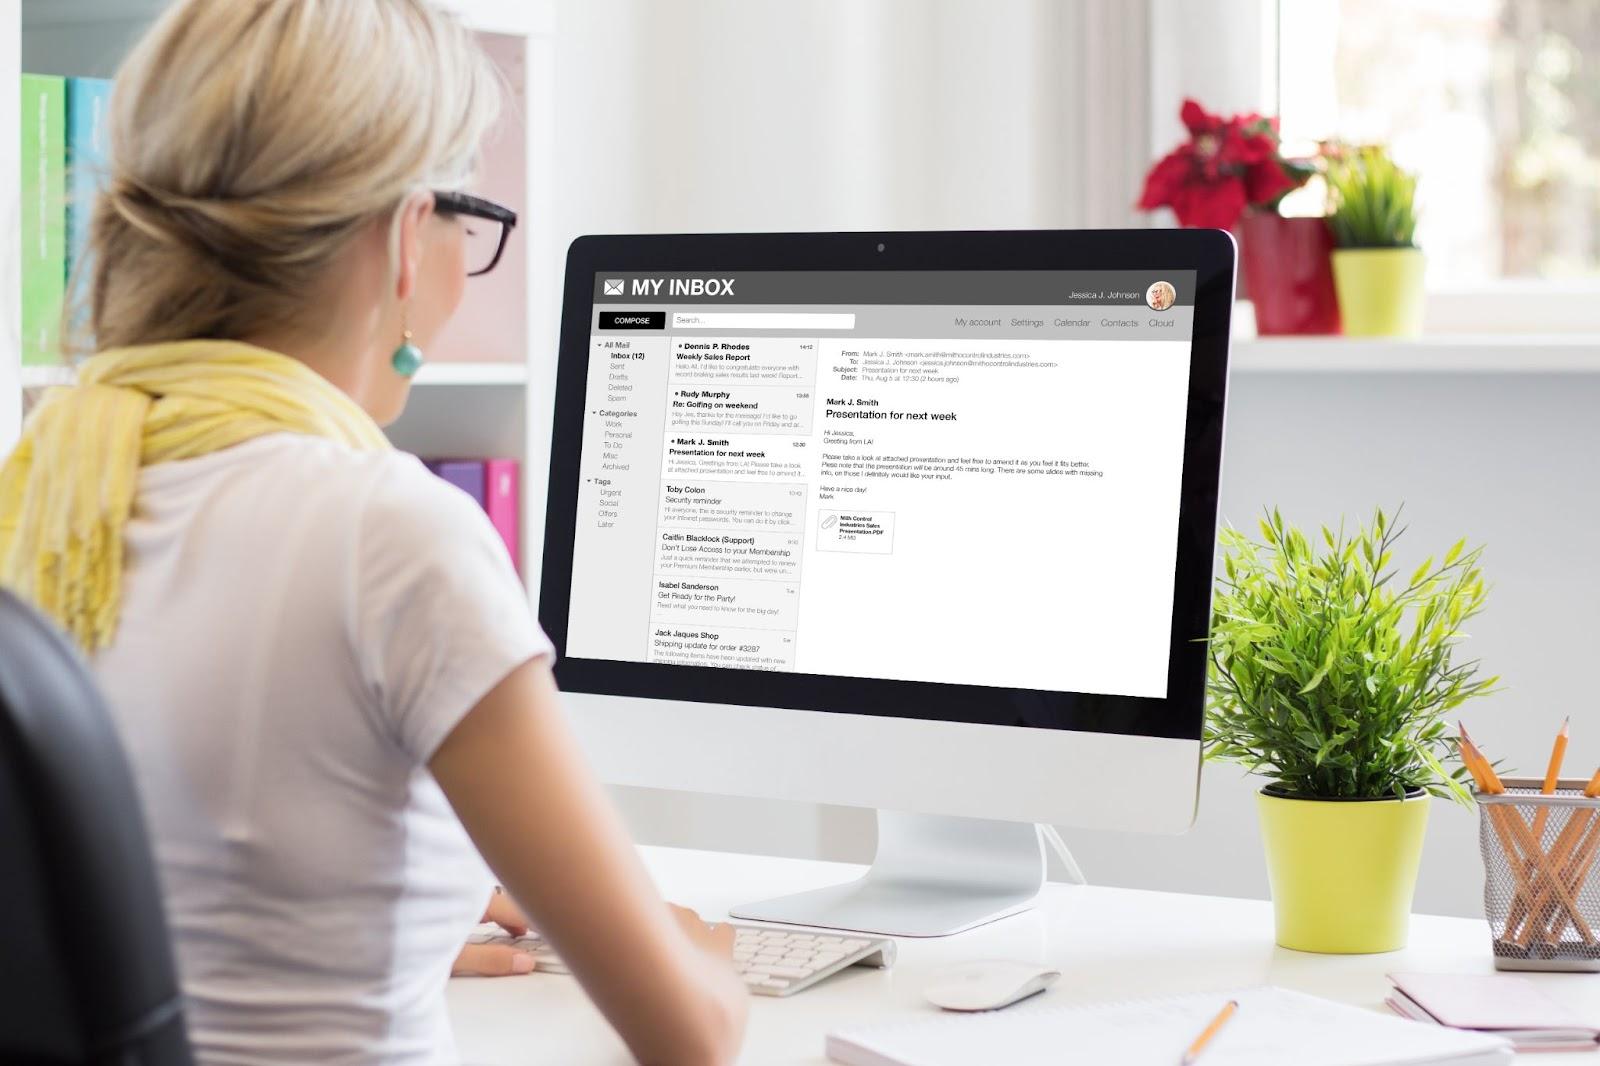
[568,270,1196,700]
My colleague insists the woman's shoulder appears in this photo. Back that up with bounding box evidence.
[182,433,487,537]
[224,433,457,497]
[243,433,514,602]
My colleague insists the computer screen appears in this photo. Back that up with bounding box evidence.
[562,268,1197,703]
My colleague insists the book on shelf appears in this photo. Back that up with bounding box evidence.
[66,77,113,307]
[483,458,520,574]
[21,73,66,368]
[422,458,521,574]
[429,460,486,508]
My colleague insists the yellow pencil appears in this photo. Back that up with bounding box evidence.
[1461,726,1567,938]
[1531,717,1570,841]
[1534,766,1600,944]
[1459,725,1503,793]
[1180,999,1239,1066]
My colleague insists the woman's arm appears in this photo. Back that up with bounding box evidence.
[429,657,748,1066]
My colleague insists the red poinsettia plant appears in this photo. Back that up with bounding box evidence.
[1138,99,1316,230]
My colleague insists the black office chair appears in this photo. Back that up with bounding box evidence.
[0,589,194,1065]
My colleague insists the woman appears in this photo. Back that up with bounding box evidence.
[1146,280,1177,311]
[0,2,746,1063]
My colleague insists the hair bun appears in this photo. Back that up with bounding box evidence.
[105,174,285,284]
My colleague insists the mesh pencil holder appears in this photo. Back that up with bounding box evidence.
[1478,777,1600,972]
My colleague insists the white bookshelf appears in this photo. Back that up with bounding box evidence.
[8,0,557,593]
[18,364,72,388]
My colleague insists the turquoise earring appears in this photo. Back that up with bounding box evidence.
[391,316,423,377]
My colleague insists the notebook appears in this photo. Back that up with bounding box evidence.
[825,986,1512,1066]
[1388,972,1600,1053]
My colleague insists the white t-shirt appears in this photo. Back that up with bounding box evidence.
[93,433,550,1065]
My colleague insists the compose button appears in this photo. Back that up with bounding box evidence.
[599,311,666,330]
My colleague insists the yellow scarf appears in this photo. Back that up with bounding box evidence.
[0,339,390,651]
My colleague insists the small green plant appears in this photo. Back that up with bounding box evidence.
[1206,508,1496,806]
[1327,146,1420,248]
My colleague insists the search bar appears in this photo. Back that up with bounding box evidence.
[670,312,856,330]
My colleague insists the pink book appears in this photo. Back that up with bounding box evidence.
[483,458,520,574]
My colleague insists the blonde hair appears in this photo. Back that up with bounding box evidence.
[77,0,501,352]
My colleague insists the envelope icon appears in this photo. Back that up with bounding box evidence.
[603,278,625,296]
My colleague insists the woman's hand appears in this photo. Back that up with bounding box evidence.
[452,888,537,977]
[668,903,736,961]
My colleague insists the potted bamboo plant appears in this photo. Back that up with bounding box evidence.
[1207,508,1497,953]
[1328,146,1426,336]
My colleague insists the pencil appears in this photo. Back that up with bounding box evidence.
[1537,813,1600,944]
[1541,818,1600,945]
[1458,733,1489,792]
[1534,767,1600,945]
[1459,733,1517,931]
[1459,730,1513,893]
[1531,717,1570,841]
[1459,725,1504,793]
[1515,765,1600,943]
[1180,999,1238,1066]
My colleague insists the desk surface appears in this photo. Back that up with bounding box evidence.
[447,846,1600,1065]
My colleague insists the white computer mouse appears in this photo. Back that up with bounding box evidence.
[922,960,1061,1012]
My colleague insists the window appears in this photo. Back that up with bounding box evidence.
[1278,0,1600,286]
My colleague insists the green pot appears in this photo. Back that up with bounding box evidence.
[1256,786,1430,953]
[1331,247,1426,337]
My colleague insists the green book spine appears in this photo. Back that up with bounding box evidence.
[21,73,67,368]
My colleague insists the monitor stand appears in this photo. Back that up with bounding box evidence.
[728,810,1048,938]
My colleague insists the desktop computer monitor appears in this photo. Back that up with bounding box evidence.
[540,230,1235,937]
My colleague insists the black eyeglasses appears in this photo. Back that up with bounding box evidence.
[433,190,518,276]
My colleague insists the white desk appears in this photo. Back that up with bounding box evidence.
[448,846,1600,1064]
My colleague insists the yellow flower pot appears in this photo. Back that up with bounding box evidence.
[1331,248,1427,337]
[1257,787,1430,953]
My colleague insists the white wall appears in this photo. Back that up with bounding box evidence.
[549,0,1146,243]
[1147,0,1276,156]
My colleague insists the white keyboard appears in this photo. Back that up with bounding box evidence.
[727,926,896,996]
[468,923,896,997]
